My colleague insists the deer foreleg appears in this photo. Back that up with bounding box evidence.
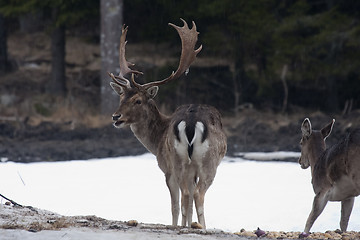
[340,197,354,232]
[304,193,328,233]
[166,174,180,226]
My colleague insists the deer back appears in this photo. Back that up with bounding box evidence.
[324,129,360,183]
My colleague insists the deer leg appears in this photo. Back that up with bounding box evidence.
[194,187,205,228]
[304,193,328,233]
[340,197,355,232]
[194,178,212,229]
[166,174,180,226]
[180,178,196,227]
[180,188,190,227]
[187,178,195,227]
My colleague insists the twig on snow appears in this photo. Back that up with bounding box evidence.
[0,193,37,212]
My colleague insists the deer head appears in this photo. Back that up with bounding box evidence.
[299,118,335,169]
[109,19,202,128]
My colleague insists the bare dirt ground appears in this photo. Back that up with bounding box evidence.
[1,202,360,240]
[2,106,360,163]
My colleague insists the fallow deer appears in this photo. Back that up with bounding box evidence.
[298,118,360,237]
[108,19,227,229]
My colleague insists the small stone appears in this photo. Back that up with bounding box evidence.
[179,228,189,234]
[266,231,281,238]
[76,219,89,224]
[341,236,351,240]
[190,222,203,229]
[323,233,332,238]
[109,224,128,230]
[255,227,266,237]
[235,231,257,237]
[5,201,11,206]
[127,220,138,227]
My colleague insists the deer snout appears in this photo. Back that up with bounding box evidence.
[112,114,121,121]
[298,156,310,169]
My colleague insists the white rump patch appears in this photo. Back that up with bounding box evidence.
[192,122,209,161]
[174,121,209,164]
[174,121,189,162]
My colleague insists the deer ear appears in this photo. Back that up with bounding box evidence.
[147,86,159,98]
[110,82,124,95]
[301,118,312,137]
[321,119,335,140]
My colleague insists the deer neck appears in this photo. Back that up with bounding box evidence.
[309,143,329,191]
[130,101,169,155]
[309,144,326,173]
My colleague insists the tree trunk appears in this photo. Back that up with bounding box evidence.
[49,25,66,95]
[48,8,66,96]
[281,64,288,113]
[233,43,248,112]
[100,0,123,115]
[0,13,8,74]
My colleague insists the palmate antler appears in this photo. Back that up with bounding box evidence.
[109,18,202,90]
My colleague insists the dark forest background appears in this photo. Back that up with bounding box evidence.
[0,0,360,119]
[0,0,360,162]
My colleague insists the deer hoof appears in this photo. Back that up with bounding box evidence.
[299,232,310,238]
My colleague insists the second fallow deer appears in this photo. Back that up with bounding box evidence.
[299,118,360,237]
[109,19,227,229]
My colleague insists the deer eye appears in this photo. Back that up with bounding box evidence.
[135,99,142,105]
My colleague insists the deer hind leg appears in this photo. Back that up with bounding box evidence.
[340,197,355,232]
[166,174,180,226]
[180,176,196,227]
[304,193,329,233]
[194,184,206,228]
[194,177,214,229]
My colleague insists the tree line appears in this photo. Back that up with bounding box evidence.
[0,0,359,114]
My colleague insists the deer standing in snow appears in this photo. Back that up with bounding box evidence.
[299,118,360,236]
[108,19,227,229]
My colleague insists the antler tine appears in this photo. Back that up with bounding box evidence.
[108,72,131,89]
[110,25,143,87]
[142,18,202,89]
[109,25,143,89]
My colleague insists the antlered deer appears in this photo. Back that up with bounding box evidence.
[108,19,227,229]
[299,118,360,236]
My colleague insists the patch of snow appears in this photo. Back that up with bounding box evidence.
[235,151,301,161]
[1,153,360,233]
[23,63,40,69]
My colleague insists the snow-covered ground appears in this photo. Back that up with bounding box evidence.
[1,153,360,233]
